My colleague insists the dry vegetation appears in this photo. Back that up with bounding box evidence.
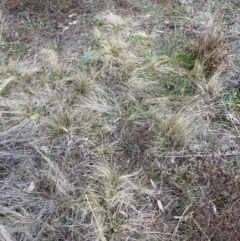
[1,0,240,240]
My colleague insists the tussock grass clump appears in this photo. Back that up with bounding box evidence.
[188,16,229,74]
[158,107,202,150]
[83,162,159,241]
[194,69,225,100]
[94,34,137,82]
[40,48,63,75]
[54,72,101,106]
[48,110,73,137]
[91,13,140,84]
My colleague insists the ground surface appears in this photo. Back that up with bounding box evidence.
[1,0,240,240]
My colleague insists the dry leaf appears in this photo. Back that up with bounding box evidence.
[209,201,218,216]
[156,160,162,169]
[212,203,218,216]
[174,212,193,221]
[62,127,70,134]
[23,181,35,193]
[30,113,39,120]
[40,146,51,155]
[119,210,128,219]
[132,31,149,38]
[68,13,77,18]
[150,179,157,189]
[157,200,164,213]
[69,20,78,26]
[144,97,166,104]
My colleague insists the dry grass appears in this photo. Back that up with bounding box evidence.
[2,0,81,13]
[188,15,229,74]
[83,162,155,240]
[91,12,140,84]
[0,1,240,240]
[157,107,203,150]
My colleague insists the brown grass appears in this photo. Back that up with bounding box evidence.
[188,16,229,74]
[0,1,240,241]
[2,0,82,13]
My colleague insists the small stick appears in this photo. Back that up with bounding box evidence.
[160,151,240,160]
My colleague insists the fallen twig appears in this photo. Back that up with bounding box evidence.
[160,151,240,160]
